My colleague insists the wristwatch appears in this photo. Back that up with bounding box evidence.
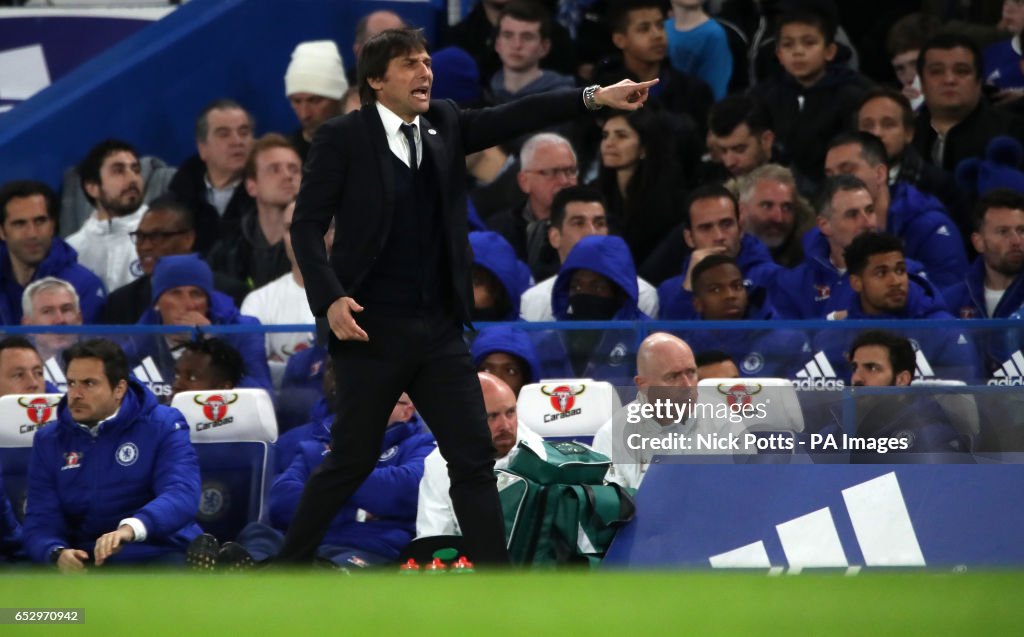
[583,84,603,111]
[49,546,65,564]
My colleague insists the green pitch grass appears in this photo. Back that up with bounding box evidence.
[1,570,1021,635]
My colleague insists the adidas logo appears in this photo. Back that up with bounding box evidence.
[793,351,844,389]
[709,472,925,574]
[988,350,1024,386]
[44,357,67,392]
[132,356,172,397]
[936,225,950,237]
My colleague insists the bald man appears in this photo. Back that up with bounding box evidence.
[415,372,543,538]
[592,332,699,489]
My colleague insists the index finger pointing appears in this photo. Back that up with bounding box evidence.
[633,78,660,88]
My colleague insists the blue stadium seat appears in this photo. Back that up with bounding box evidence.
[171,389,278,543]
[0,394,62,522]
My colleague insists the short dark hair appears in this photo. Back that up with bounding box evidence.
[695,349,736,368]
[0,336,39,359]
[63,338,129,389]
[849,329,915,379]
[358,28,429,106]
[844,232,905,277]
[691,254,741,292]
[917,32,982,80]
[0,180,58,225]
[973,188,1024,232]
[607,0,665,35]
[145,195,195,232]
[857,87,915,131]
[708,95,773,137]
[682,183,738,230]
[180,338,245,387]
[816,173,870,219]
[550,185,605,230]
[885,12,942,58]
[827,130,889,168]
[498,0,553,41]
[775,2,838,45]
[195,98,252,142]
[77,139,139,205]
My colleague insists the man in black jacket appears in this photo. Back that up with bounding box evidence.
[167,99,255,255]
[280,27,655,566]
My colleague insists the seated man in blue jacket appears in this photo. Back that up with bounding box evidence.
[128,254,272,399]
[680,255,809,378]
[23,338,202,571]
[770,174,938,319]
[943,189,1024,377]
[811,232,980,383]
[538,235,648,384]
[823,131,967,290]
[847,330,971,461]
[0,180,106,325]
[469,231,531,322]
[470,324,543,397]
[658,184,780,319]
[188,394,436,571]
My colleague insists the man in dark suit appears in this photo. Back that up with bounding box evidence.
[280,27,655,566]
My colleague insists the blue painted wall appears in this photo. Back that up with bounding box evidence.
[0,0,444,191]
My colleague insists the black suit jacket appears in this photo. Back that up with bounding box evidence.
[290,88,587,323]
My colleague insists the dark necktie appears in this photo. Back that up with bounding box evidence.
[400,123,418,171]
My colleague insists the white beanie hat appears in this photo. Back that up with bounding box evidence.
[284,40,348,100]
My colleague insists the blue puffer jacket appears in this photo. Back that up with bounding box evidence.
[0,238,107,324]
[811,282,982,383]
[887,182,967,291]
[658,234,781,320]
[770,229,939,319]
[23,379,202,564]
[269,419,436,560]
[679,287,811,378]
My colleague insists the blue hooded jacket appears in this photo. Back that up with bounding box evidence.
[0,237,106,324]
[132,290,273,396]
[551,235,646,321]
[270,419,436,560]
[770,229,939,319]
[469,231,531,320]
[658,234,780,320]
[887,182,967,291]
[811,280,982,383]
[680,287,811,378]
[535,236,647,384]
[470,325,542,384]
[277,345,329,433]
[23,378,202,564]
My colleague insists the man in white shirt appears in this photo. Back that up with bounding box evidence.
[519,185,658,320]
[67,140,147,293]
[416,372,544,538]
[241,202,334,363]
[592,332,699,489]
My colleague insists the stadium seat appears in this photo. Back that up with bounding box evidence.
[910,379,980,449]
[0,393,62,522]
[171,389,277,542]
[517,379,621,444]
[695,378,805,462]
